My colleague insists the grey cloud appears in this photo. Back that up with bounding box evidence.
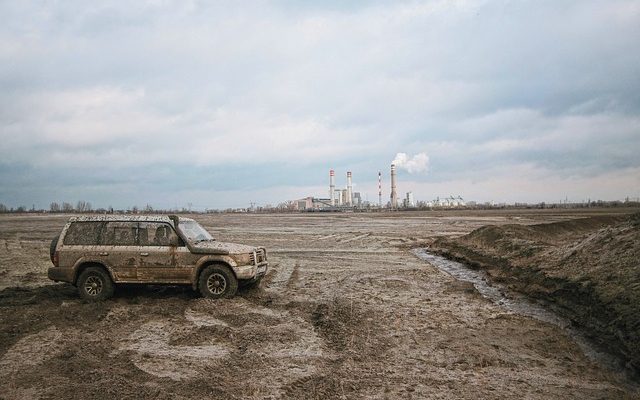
[0,0,639,208]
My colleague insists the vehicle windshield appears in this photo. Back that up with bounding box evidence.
[177,220,214,243]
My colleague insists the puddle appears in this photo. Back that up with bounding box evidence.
[414,248,636,383]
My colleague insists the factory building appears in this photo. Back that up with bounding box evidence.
[425,196,466,208]
[353,192,362,207]
[288,164,469,212]
[296,197,313,210]
[292,166,429,211]
[295,197,333,211]
[333,189,342,206]
[403,192,414,208]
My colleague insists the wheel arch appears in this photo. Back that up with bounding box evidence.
[192,257,237,290]
[73,260,115,285]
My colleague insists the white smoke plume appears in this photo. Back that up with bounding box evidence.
[392,152,430,174]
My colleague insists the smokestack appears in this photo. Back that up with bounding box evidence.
[346,171,353,206]
[390,164,398,209]
[378,171,382,207]
[329,169,335,206]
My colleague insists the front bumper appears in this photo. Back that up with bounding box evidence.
[233,262,268,280]
[48,267,74,283]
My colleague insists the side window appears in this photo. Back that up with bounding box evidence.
[63,222,103,245]
[138,222,181,246]
[101,222,137,246]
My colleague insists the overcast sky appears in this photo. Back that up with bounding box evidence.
[1,0,639,210]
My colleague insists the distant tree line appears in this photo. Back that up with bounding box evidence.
[0,201,197,214]
[0,201,96,213]
[0,198,639,214]
[48,201,93,213]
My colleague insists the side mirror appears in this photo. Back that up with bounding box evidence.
[169,236,181,247]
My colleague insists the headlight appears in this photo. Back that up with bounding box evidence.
[234,253,252,266]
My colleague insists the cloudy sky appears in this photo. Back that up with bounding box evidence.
[1,0,639,210]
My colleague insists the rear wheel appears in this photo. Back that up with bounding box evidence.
[49,236,59,263]
[77,266,114,301]
[198,265,238,299]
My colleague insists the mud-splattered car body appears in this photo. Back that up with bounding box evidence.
[48,215,268,300]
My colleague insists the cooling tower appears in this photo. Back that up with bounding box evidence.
[390,164,398,209]
[346,171,353,206]
[330,169,335,206]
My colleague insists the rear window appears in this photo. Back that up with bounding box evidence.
[101,222,137,246]
[63,222,104,245]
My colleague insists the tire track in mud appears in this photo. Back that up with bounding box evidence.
[116,320,233,381]
[256,249,397,399]
[260,232,406,398]
[266,261,297,290]
[182,299,329,397]
[0,326,67,375]
[103,289,334,398]
[338,233,371,243]
[285,263,300,290]
[281,297,393,399]
[317,233,339,240]
[254,255,389,398]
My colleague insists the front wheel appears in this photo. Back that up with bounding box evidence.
[77,266,114,301]
[198,265,238,299]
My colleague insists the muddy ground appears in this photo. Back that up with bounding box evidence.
[0,209,639,399]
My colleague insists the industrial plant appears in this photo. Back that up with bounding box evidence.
[291,164,466,212]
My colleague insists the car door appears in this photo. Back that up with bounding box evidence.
[135,221,193,283]
[99,221,138,281]
[60,221,104,270]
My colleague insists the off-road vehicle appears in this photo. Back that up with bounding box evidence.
[48,215,268,300]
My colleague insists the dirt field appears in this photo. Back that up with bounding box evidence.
[1,210,638,399]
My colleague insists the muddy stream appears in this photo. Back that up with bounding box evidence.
[413,248,638,388]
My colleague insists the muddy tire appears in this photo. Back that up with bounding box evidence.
[198,264,238,299]
[77,267,114,301]
[49,236,59,263]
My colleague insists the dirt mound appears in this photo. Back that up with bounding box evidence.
[433,213,640,374]
[463,215,627,256]
[528,215,626,237]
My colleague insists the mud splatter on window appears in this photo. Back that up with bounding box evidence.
[62,222,103,245]
[138,222,180,246]
[101,222,137,246]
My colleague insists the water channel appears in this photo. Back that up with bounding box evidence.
[413,248,637,386]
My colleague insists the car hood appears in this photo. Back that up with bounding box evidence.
[189,240,256,255]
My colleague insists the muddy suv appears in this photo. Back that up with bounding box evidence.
[48,215,268,300]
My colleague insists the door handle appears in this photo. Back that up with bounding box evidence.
[140,252,149,256]
[99,252,109,256]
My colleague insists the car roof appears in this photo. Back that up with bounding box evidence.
[67,215,195,224]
